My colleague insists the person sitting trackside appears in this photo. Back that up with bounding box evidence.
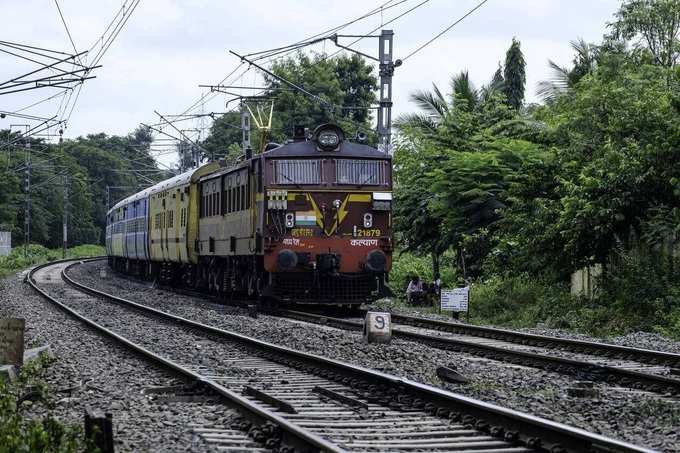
[406,276,424,305]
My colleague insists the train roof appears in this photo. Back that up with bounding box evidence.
[262,139,390,159]
[106,127,388,215]
[108,163,220,214]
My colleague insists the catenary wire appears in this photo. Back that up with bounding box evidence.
[401,0,490,61]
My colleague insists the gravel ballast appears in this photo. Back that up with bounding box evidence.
[0,268,252,452]
[66,260,680,451]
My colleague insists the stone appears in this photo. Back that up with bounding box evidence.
[0,318,25,366]
[363,312,391,344]
[436,365,470,384]
[0,364,17,382]
[567,381,600,398]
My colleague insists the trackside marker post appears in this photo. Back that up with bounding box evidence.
[0,318,25,367]
[363,312,391,344]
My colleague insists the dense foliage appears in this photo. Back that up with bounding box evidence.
[0,244,105,277]
[0,126,167,249]
[393,0,680,337]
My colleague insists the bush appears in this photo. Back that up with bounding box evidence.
[0,356,83,453]
[467,246,680,340]
[594,246,680,339]
[469,275,581,329]
[0,243,105,277]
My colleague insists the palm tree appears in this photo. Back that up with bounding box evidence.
[537,38,596,102]
[396,71,502,132]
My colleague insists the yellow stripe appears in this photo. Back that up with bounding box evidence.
[348,194,371,202]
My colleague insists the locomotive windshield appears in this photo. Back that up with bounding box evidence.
[271,158,390,186]
[273,159,321,185]
[335,159,389,186]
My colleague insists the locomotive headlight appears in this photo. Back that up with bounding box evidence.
[318,131,339,148]
[363,213,373,228]
[313,124,344,151]
[332,199,341,209]
[285,213,295,228]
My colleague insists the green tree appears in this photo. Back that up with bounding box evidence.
[503,38,526,110]
[609,0,680,68]
[265,52,377,142]
[505,55,680,272]
[0,127,164,248]
[394,75,544,278]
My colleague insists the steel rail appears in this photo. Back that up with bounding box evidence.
[57,259,655,453]
[281,310,680,395]
[388,313,680,368]
[27,258,343,453]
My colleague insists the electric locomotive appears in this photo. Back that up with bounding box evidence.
[106,123,393,305]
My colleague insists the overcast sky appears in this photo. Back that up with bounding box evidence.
[2,0,621,165]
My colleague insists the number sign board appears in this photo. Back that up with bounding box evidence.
[441,287,469,312]
[363,312,391,344]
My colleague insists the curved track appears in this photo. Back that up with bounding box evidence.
[28,259,655,453]
[281,310,680,396]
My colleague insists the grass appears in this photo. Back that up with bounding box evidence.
[0,243,105,278]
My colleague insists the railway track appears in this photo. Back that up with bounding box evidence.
[28,259,655,453]
[280,310,680,396]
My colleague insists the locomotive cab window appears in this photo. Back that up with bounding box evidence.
[335,159,389,186]
[273,159,321,185]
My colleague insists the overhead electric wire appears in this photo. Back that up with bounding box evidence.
[87,1,129,54]
[401,0,490,61]
[326,0,431,60]
[89,0,142,68]
[54,0,82,64]
[60,0,142,128]
[250,0,408,62]
[174,0,405,123]
[11,89,69,114]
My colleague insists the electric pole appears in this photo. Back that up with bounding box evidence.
[241,104,251,153]
[106,185,110,213]
[62,174,69,258]
[23,144,30,257]
[377,29,396,154]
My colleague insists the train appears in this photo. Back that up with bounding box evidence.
[106,123,393,306]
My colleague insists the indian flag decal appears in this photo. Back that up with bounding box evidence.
[295,211,316,226]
